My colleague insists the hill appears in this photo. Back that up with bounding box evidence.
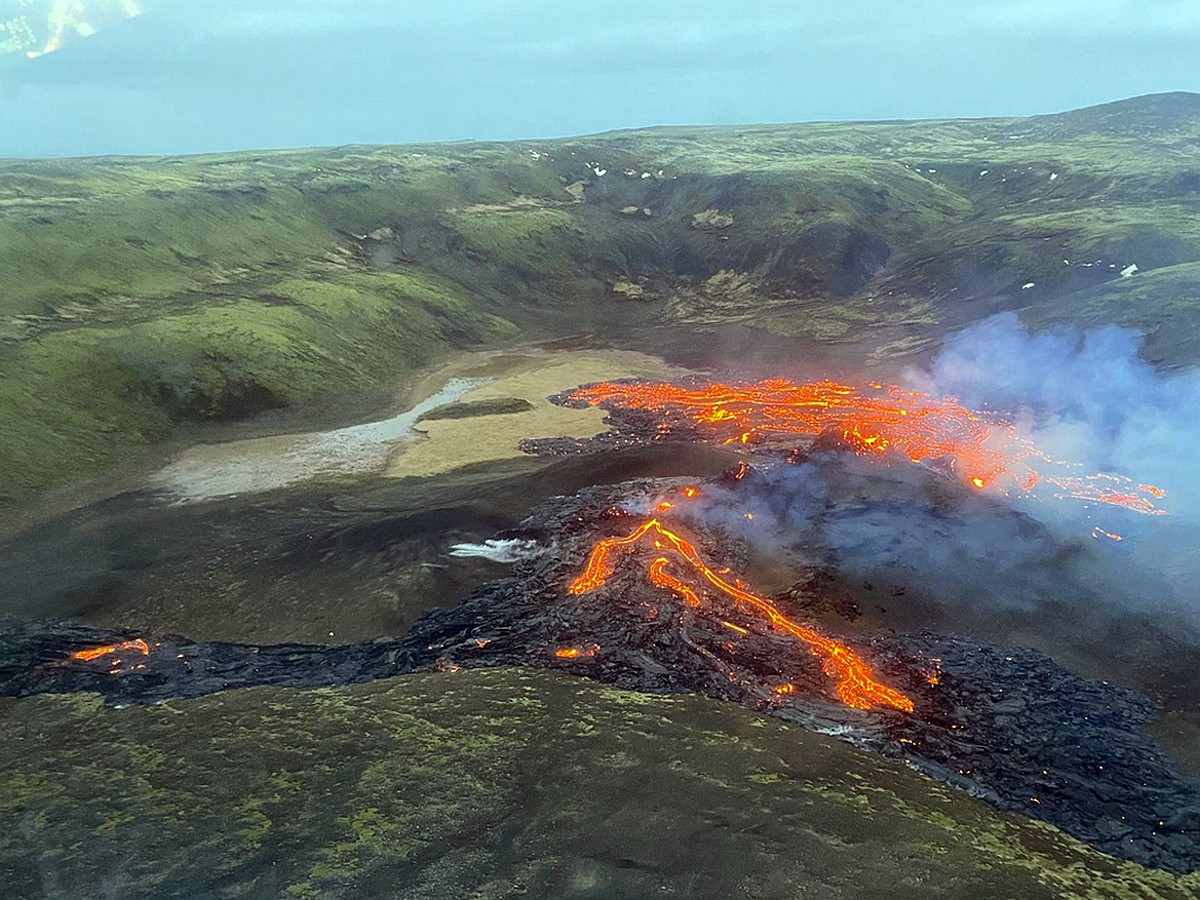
[3,668,1196,899]
[1,92,1198,506]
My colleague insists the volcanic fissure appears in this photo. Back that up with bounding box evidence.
[4,377,1196,873]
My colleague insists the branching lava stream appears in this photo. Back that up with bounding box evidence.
[568,516,914,713]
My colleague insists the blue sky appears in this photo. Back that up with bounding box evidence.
[1,0,1197,157]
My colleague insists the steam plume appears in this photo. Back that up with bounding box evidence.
[678,314,1200,620]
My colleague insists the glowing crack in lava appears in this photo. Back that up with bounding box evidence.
[568,517,914,713]
[67,639,149,663]
[568,379,1165,516]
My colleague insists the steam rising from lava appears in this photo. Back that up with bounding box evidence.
[906,314,1200,606]
[560,313,1200,618]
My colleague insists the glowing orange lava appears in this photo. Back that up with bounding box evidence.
[68,639,150,663]
[568,518,913,713]
[554,644,599,659]
[569,379,1165,515]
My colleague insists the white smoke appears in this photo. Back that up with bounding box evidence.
[680,457,1118,616]
[677,314,1200,619]
[449,539,541,564]
[905,313,1200,594]
[906,313,1200,515]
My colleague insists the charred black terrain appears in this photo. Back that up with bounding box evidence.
[4,95,1200,897]
[5,470,1198,873]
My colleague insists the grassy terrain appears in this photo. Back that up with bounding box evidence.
[417,396,535,421]
[2,92,1199,506]
[1019,260,1200,365]
[2,667,1195,899]
[0,262,516,504]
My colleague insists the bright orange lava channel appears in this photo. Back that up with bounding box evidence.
[68,639,150,662]
[568,517,914,713]
[569,379,1165,515]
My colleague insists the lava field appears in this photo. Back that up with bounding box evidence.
[3,378,1197,872]
[3,467,1198,873]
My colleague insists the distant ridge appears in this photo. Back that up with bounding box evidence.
[1028,91,1200,137]
[568,92,1200,144]
[1055,91,1200,116]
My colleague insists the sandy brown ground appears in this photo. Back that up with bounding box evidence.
[384,348,688,478]
[138,346,688,502]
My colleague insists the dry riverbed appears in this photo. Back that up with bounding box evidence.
[148,347,687,502]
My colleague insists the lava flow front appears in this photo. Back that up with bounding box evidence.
[568,379,1165,515]
[67,639,149,662]
[568,517,914,713]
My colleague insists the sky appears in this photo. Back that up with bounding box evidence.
[0,0,1198,157]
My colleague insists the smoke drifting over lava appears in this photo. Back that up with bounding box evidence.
[905,313,1200,611]
[535,312,1200,626]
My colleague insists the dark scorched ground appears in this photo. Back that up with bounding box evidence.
[2,471,1199,873]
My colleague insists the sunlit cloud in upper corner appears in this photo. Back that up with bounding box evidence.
[3,0,143,59]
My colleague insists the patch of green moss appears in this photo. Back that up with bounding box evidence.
[1019,261,1200,369]
[447,207,583,278]
[0,669,1195,899]
[418,397,534,421]
[0,263,517,505]
[0,171,336,318]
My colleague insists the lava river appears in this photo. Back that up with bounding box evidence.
[567,514,913,712]
[565,378,1165,517]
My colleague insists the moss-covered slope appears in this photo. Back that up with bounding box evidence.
[2,92,1199,505]
[1,668,1195,899]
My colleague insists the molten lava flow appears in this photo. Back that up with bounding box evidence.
[68,639,150,663]
[569,379,1165,515]
[647,557,700,606]
[568,518,913,713]
[554,644,599,659]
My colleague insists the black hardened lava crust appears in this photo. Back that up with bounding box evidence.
[3,474,1199,872]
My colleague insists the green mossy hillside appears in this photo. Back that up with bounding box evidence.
[3,93,1199,506]
[2,668,1196,899]
[0,264,516,505]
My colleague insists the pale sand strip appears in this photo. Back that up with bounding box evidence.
[384,348,688,478]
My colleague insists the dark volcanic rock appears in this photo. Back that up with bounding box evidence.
[882,635,1200,872]
[2,478,1199,873]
